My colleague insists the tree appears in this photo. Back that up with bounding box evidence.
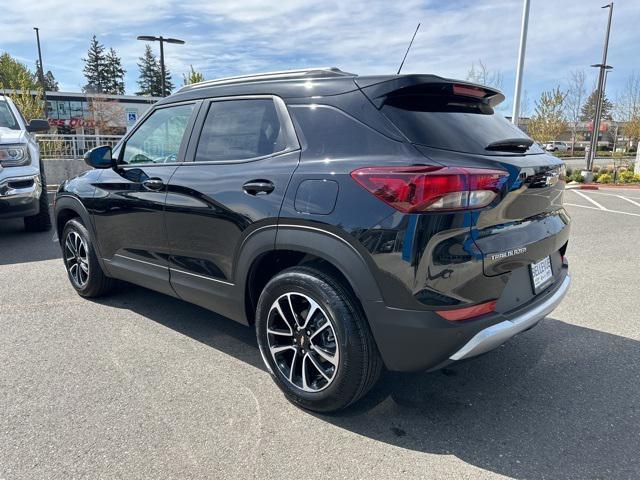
[528,86,568,144]
[104,48,126,95]
[565,70,586,151]
[0,52,37,90]
[466,60,503,90]
[614,72,640,172]
[160,61,174,96]
[580,89,613,122]
[182,65,204,86]
[34,61,59,92]
[7,71,44,121]
[136,44,173,96]
[44,71,59,92]
[136,45,159,96]
[88,95,124,134]
[83,35,107,93]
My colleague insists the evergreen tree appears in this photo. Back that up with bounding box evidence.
[35,61,59,91]
[182,65,205,86]
[44,71,59,91]
[104,48,126,95]
[136,44,173,96]
[136,44,160,96]
[160,60,174,96]
[580,90,613,122]
[82,35,107,93]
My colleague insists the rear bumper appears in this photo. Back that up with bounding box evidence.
[0,174,41,219]
[365,267,570,372]
[449,275,570,361]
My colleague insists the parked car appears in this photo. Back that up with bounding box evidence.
[544,141,570,152]
[0,95,51,230]
[55,68,571,412]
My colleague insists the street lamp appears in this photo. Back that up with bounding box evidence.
[511,0,531,126]
[590,63,613,161]
[136,35,185,97]
[587,3,614,171]
[33,27,48,117]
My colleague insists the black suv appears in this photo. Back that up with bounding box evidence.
[55,68,570,412]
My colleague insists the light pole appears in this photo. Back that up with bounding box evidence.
[511,0,531,126]
[33,27,48,117]
[587,3,614,171]
[136,35,185,96]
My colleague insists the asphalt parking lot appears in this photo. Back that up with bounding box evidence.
[1,188,639,480]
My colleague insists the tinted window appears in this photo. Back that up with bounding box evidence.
[121,103,194,164]
[195,99,286,162]
[382,94,542,155]
[0,101,19,130]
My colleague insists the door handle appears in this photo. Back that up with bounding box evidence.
[142,178,165,191]
[243,180,275,195]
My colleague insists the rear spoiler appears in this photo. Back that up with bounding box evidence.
[355,74,505,109]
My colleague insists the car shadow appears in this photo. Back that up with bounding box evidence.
[95,287,639,479]
[0,215,61,265]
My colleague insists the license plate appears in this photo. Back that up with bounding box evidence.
[530,256,553,293]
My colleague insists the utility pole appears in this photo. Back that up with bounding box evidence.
[137,35,185,97]
[33,27,48,117]
[511,0,531,126]
[587,3,614,171]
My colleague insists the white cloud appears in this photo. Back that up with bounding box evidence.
[1,0,638,103]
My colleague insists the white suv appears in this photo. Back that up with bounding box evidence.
[544,141,570,152]
[0,95,51,231]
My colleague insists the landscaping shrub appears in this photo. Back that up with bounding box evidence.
[618,171,637,183]
[598,173,613,184]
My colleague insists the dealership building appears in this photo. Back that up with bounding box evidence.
[42,91,161,135]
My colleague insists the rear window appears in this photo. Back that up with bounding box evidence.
[381,94,541,155]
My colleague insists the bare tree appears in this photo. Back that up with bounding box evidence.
[88,95,124,135]
[614,72,640,172]
[466,60,503,91]
[565,70,586,153]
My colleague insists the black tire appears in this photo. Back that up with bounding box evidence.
[62,218,116,297]
[256,266,382,412]
[24,170,52,232]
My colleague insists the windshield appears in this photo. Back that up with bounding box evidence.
[0,101,20,130]
[381,93,542,155]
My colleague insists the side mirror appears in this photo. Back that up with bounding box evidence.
[27,119,50,133]
[84,145,114,169]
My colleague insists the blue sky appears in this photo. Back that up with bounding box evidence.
[1,0,639,115]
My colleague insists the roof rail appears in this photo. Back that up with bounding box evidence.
[177,67,356,93]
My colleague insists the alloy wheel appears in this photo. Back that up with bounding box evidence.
[64,231,89,287]
[267,292,340,392]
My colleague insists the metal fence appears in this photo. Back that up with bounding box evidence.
[36,134,123,160]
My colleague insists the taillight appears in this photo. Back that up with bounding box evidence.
[436,300,497,321]
[350,166,508,213]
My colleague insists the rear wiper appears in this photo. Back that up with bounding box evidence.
[485,138,534,153]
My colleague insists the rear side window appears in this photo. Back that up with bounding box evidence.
[195,99,287,162]
[381,94,541,155]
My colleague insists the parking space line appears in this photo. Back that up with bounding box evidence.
[581,191,640,201]
[571,190,607,210]
[617,195,640,208]
[565,202,640,218]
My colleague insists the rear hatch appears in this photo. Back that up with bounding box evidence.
[358,76,570,281]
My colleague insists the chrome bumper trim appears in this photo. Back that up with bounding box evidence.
[0,175,41,200]
[449,275,571,361]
